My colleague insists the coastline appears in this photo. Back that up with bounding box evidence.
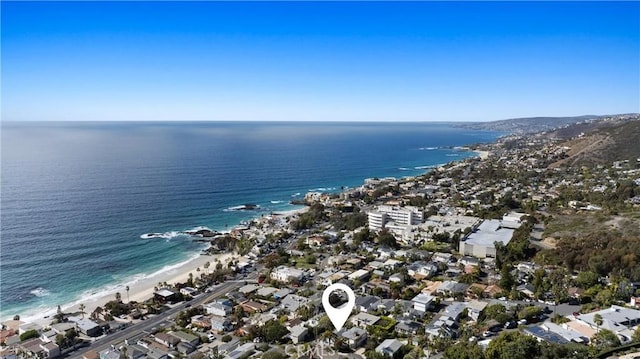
[21,208,310,328]
[8,146,488,328]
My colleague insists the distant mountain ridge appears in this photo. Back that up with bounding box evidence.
[457,114,638,134]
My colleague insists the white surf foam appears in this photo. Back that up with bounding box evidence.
[30,287,51,298]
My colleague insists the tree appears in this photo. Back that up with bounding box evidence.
[633,325,640,342]
[262,320,289,344]
[20,329,40,341]
[79,304,86,319]
[377,229,398,249]
[115,292,122,303]
[204,261,210,275]
[499,265,515,292]
[591,329,621,349]
[576,271,599,289]
[593,314,603,332]
[443,341,485,359]
[126,286,130,302]
[485,332,541,359]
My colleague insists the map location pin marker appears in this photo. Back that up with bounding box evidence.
[322,283,355,332]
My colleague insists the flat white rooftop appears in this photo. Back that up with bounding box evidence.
[464,219,514,247]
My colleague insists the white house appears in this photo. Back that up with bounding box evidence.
[270,266,305,283]
[411,293,435,312]
[375,339,403,357]
[204,301,232,317]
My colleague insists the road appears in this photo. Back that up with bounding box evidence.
[69,272,257,358]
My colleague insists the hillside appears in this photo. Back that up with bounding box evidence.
[457,114,637,134]
[550,118,640,167]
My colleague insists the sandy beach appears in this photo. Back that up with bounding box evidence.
[26,208,309,328]
[30,252,234,327]
[475,150,490,160]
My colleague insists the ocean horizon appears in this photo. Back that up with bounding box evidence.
[0,121,501,321]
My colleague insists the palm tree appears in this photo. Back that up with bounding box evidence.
[115,292,122,303]
[79,304,86,319]
[204,261,210,275]
[594,313,603,332]
[126,286,130,303]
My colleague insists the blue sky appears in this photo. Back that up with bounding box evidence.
[2,1,638,122]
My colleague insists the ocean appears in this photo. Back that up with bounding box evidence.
[0,121,500,321]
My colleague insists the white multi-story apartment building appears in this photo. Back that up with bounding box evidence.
[367,205,423,231]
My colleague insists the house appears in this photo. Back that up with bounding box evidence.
[72,318,102,337]
[348,269,371,282]
[436,281,468,296]
[396,320,422,335]
[340,327,368,349]
[375,339,403,358]
[153,288,178,303]
[465,300,488,321]
[18,322,42,335]
[355,296,380,312]
[466,283,487,299]
[210,316,232,333]
[270,266,305,283]
[238,284,260,295]
[170,331,200,346]
[411,293,434,312]
[426,316,458,339]
[274,288,293,300]
[443,302,467,321]
[407,261,438,278]
[517,283,536,298]
[306,235,326,247]
[389,273,405,284]
[256,286,278,298]
[289,325,308,344]
[575,305,640,334]
[432,252,453,263]
[280,294,309,313]
[459,256,480,266]
[239,300,268,313]
[204,301,232,316]
[18,338,60,359]
[350,312,381,328]
[190,315,211,329]
[99,348,121,359]
[154,332,180,348]
[179,287,198,297]
[227,343,256,359]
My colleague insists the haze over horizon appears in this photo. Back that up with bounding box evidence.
[2,1,639,122]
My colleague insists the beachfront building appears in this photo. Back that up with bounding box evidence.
[153,288,178,303]
[458,219,517,258]
[367,205,423,232]
[270,266,305,283]
[16,338,60,359]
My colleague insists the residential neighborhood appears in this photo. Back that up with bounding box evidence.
[2,115,640,359]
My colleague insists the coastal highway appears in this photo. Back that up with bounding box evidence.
[70,273,258,358]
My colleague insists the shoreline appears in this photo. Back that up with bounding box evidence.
[15,207,310,328]
[8,146,488,328]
